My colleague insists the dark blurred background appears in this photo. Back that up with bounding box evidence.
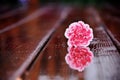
[41,0,119,6]
[0,0,119,6]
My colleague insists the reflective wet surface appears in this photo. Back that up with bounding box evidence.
[0,4,120,80]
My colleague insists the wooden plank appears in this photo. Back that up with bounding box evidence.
[99,6,120,50]
[37,6,120,80]
[38,7,85,80]
[83,7,120,80]
[85,26,120,80]
[20,7,71,80]
[0,7,24,20]
[0,6,70,80]
[0,5,52,32]
[0,6,31,30]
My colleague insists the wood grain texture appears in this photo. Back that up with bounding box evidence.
[0,5,70,80]
[0,5,53,33]
[38,8,85,80]
[37,6,120,80]
[20,6,71,80]
[99,6,120,50]
[0,6,36,30]
[86,26,120,80]
[81,7,120,80]
[0,5,120,80]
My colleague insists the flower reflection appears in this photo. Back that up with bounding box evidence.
[65,46,93,72]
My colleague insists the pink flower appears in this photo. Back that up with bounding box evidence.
[64,21,94,72]
[65,21,93,47]
[65,46,93,72]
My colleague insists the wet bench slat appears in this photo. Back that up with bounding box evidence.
[99,6,120,50]
[37,6,120,80]
[0,5,120,80]
[0,6,70,80]
[83,7,120,80]
[38,7,85,80]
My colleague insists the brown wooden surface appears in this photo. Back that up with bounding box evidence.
[37,6,120,80]
[0,6,40,30]
[0,5,70,80]
[99,6,120,50]
[0,4,120,80]
[38,8,85,80]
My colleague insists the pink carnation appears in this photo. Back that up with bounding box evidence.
[65,21,93,47]
[65,46,93,72]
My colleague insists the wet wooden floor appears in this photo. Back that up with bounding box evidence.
[0,4,120,80]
